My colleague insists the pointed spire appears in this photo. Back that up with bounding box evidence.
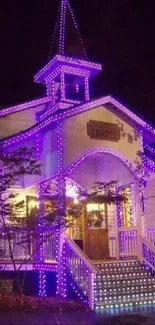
[59,0,67,55]
[49,0,87,59]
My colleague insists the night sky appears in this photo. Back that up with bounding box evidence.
[0,0,155,125]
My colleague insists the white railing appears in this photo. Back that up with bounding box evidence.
[145,228,155,245]
[139,236,155,272]
[0,229,31,260]
[0,228,56,262]
[43,229,56,262]
[118,227,138,258]
[109,236,117,259]
[65,236,99,310]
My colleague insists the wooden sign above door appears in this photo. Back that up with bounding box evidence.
[87,120,120,142]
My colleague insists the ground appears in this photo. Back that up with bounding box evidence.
[0,310,155,325]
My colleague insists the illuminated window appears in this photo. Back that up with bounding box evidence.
[120,186,133,227]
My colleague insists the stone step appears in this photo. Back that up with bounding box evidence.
[95,298,155,310]
[95,260,139,269]
[96,271,151,281]
[95,285,155,297]
[95,289,155,301]
[95,283,155,295]
[95,277,155,288]
[94,259,155,310]
[97,266,144,273]
[95,293,155,304]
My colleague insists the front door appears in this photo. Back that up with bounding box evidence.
[84,203,109,259]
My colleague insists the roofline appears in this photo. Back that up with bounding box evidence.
[34,54,102,82]
[0,96,53,117]
[1,95,155,147]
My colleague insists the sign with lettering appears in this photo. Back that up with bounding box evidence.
[87,120,120,142]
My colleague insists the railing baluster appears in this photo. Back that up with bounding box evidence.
[118,227,138,258]
[64,236,98,310]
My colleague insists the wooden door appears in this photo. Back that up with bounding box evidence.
[84,203,109,259]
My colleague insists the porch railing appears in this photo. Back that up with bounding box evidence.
[139,236,155,272]
[118,227,138,258]
[0,228,56,262]
[109,236,117,259]
[65,236,99,310]
[43,229,56,262]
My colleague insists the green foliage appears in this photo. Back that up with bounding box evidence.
[82,181,127,205]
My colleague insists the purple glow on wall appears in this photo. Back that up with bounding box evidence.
[0,96,52,117]
[66,148,141,181]
[2,95,155,149]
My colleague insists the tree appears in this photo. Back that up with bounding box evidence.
[84,181,126,204]
[0,147,41,294]
[0,147,83,295]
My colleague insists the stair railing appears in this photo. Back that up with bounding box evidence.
[64,236,99,310]
[139,236,155,272]
[145,228,155,245]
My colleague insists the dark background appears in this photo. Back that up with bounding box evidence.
[0,0,155,125]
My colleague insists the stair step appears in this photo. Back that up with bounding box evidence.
[96,271,151,281]
[95,260,139,269]
[95,294,155,304]
[93,259,155,310]
[95,284,155,295]
[95,290,155,300]
[97,266,144,273]
[95,298,155,310]
[95,277,155,288]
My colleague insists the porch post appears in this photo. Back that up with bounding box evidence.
[116,187,122,260]
[38,183,47,297]
[136,182,144,260]
[56,121,67,297]
[55,175,67,297]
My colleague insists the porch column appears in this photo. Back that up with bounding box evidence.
[136,182,144,259]
[115,187,122,259]
[56,121,67,297]
[38,183,47,297]
[55,176,67,297]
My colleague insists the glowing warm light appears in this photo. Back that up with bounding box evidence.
[29,200,39,209]
[87,203,104,212]
[73,198,79,204]
[66,184,78,198]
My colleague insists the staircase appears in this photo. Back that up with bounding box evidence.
[94,260,155,311]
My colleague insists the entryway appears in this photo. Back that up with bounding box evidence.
[83,203,109,259]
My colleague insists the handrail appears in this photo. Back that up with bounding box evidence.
[118,226,137,232]
[139,236,155,272]
[65,236,99,273]
[65,236,99,310]
[142,236,155,252]
[145,228,155,246]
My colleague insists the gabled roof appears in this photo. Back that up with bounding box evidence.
[0,96,52,117]
[1,95,155,147]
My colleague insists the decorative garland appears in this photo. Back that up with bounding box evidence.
[87,210,104,228]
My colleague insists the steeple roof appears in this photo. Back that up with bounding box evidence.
[49,0,87,59]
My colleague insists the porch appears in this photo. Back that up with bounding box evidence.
[0,150,155,310]
[0,228,155,310]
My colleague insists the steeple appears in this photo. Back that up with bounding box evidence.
[49,0,87,59]
[34,0,102,107]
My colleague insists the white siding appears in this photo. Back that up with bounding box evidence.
[145,177,155,228]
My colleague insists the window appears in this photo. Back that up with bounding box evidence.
[64,74,85,101]
[120,186,133,228]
